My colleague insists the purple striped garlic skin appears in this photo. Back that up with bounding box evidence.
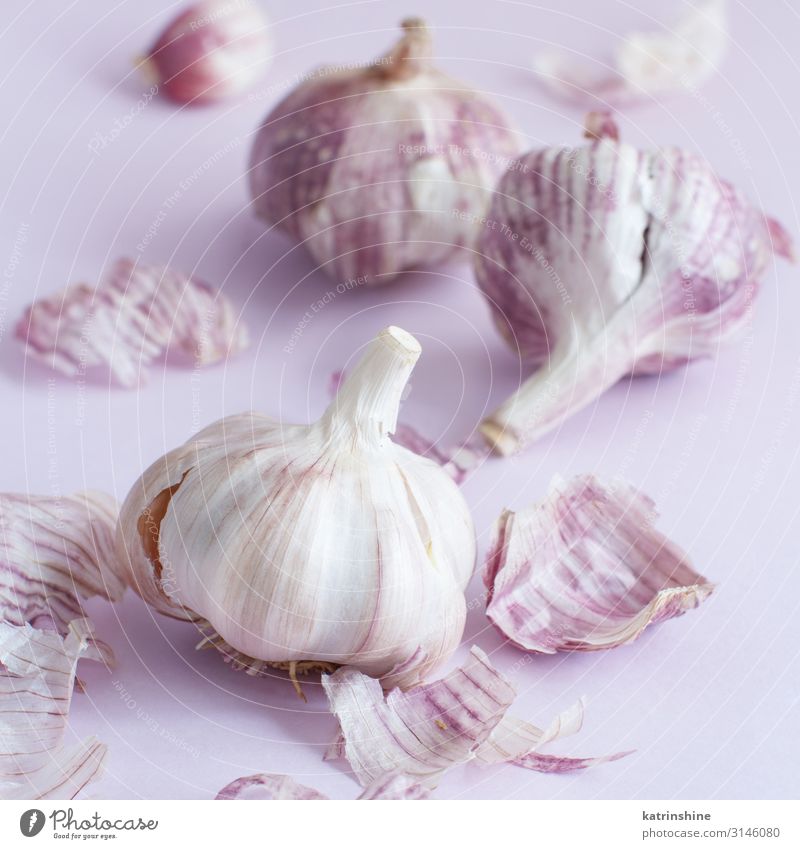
[140,0,271,105]
[114,328,476,690]
[484,475,714,654]
[16,258,249,388]
[475,113,793,454]
[323,646,629,785]
[249,18,521,284]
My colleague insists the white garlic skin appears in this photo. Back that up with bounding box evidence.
[115,328,475,688]
[248,18,521,284]
[142,0,271,104]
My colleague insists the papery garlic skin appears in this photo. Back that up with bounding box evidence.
[141,0,271,104]
[114,327,475,689]
[249,18,521,283]
[535,0,728,107]
[475,113,793,454]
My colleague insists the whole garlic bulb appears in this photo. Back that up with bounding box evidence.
[475,112,793,454]
[140,0,271,104]
[114,327,475,689]
[249,18,521,283]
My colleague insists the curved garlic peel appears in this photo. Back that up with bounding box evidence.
[534,1,728,107]
[248,18,521,283]
[215,770,428,800]
[324,647,629,786]
[476,113,793,454]
[484,475,714,653]
[0,738,107,801]
[322,646,516,788]
[216,774,328,801]
[0,620,104,785]
[15,258,249,389]
[0,491,124,642]
[476,698,633,774]
[141,0,271,104]
[115,327,476,689]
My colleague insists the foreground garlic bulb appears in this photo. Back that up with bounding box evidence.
[475,112,793,454]
[249,18,520,283]
[115,327,475,689]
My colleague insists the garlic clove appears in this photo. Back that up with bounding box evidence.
[0,738,107,801]
[16,258,249,388]
[535,0,728,107]
[0,619,107,795]
[249,18,521,283]
[484,475,715,654]
[322,646,516,788]
[140,0,271,105]
[475,113,793,454]
[215,770,429,800]
[115,327,476,689]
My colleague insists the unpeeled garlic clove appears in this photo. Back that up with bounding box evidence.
[140,0,271,104]
[114,327,476,689]
[475,112,793,454]
[249,18,521,283]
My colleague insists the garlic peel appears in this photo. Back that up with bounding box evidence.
[249,18,521,283]
[16,258,249,388]
[476,698,633,774]
[141,0,271,104]
[0,491,124,662]
[484,475,714,653]
[0,738,107,801]
[216,774,328,801]
[115,327,476,689]
[324,646,629,786]
[0,619,106,796]
[322,646,516,788]
[475,114,793,453]
[215,770,428,800]
[535,0,728,107]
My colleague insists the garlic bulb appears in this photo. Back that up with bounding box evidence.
[114,327,475,689]
[140,0,271,104]
[249,18,521,283]
[475,112,793,454]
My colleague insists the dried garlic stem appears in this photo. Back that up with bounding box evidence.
[481,334,630,455]
[320,326,421,447]
[375,18,433,80]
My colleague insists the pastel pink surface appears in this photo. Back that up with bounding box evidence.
[0,0,797,800]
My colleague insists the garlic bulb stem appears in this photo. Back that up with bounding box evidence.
[320,326,421,448]
[481,331,630,454]
[376,18,433,80]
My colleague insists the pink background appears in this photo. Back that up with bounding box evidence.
[1,0,798,800]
